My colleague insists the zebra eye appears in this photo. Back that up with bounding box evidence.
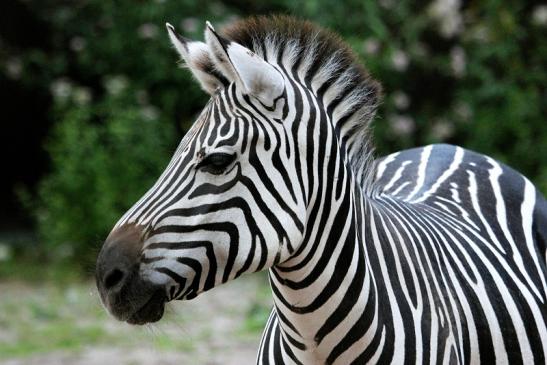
[196,152,236,175]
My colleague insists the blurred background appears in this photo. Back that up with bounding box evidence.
[0,0,546,364]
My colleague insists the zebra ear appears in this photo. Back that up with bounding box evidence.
[204,21,284,106]
[166,23,228,95]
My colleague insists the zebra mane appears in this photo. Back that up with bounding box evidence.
[222,15,382,193]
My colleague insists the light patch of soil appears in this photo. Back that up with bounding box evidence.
[0,274,271,365]
[1,347,258,365]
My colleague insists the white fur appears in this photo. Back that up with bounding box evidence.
[205,23,284,106]
[166,23,220,94]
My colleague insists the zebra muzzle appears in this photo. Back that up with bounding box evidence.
[96,224,167,324]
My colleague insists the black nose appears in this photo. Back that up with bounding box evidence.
[96,224,145,300]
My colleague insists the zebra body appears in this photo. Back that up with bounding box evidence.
[95,16,547,364]
[260,143,547,364]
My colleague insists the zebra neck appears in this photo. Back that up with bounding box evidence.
[310,71,378,192]
[267,182,388,362]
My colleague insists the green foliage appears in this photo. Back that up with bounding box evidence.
[35,85,175,260]
[0,258,83,283]
[5,0,546,264]
[283,1,547,192]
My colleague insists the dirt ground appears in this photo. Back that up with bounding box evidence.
[0,274,271,365]
[1,347,258,365]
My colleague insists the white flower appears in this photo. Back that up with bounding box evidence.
[181,17,199,33]
[363,38,380,55]
[454,101,472,121]
[431,119,455,140]
[450,46,466,77]
[389,114,415,136]
[50,78,73,101]
[428,0,463,38]
[141,106,159,120]
[469,25,490,43]
[104,75,128,95]
[379,0,395,9]
[5,58,22,79]
[0,244,11,261]
[70,36,86,52]
[138,23,159,39]
[392,91,410,110]
[210,3,227,16]
[73,87,91,105]
[391,49,409,72]
[532,5,547,26]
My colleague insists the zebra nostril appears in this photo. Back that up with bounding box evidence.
[104,268,125,290]
[97,224,145,298]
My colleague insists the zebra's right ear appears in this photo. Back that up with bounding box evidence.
[205,22,284,106]
[166,23,228,94]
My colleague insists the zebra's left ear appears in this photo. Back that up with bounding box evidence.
[166,23,228,94]
[205,21,284,106]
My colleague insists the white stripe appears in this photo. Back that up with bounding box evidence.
[487,157,543,299]
[375,152,399,180]
[413,147,464,203]
[404,145,432,201]
[521,177,547,299]
[382,160,411,192]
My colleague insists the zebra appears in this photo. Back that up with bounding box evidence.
[95,15,547,364]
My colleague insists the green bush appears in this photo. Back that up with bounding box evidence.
[292,1,547,192]
[35,82,175,261]
[5,1,545,264]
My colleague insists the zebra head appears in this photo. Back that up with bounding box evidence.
[95,21,308,324]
